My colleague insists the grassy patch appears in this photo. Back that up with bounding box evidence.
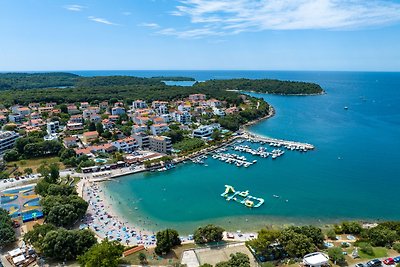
[358,247,388,259]
[6,156,65,174]
[173,138,207,154]
[122,243,197,266]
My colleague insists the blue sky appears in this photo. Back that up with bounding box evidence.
[1,0,400,71]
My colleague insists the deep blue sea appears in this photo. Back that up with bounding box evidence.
[74,71,400,234]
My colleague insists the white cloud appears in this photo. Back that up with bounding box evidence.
[64,4,85,12]
[139,22,161,29]
[88,16,118,26]
[122,11,132,16]
[158,0,400,38]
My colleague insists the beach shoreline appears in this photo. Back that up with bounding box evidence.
[77,106,275,241]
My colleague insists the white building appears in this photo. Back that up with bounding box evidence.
[213,107,225,116]
[150,123,169,136]
[160,114,173,123]
[133,100,147,109]
[8,114,23,123]
[178,104,191,112]
[132,124,148,134]
[193,123,221,138]
[156,105,168,115]
[174,111,192,124]
[111,107,126,116]
[47,121,60,135]
[112,137,139,153]
[149,136,172,154]
[189,94,206,101]
[0,131,19,154]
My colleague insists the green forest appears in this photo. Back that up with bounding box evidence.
[0,72,79,90]
[0,73,323,106]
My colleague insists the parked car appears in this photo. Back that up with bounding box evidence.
[367,259,382,267]
[393,256,400,263]
[383,258,395,265]
[356,263,365,267]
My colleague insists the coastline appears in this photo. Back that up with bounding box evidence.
[229,89,325,96]
[77,106,279,239]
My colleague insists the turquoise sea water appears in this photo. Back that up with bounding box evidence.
[82,71,400,234]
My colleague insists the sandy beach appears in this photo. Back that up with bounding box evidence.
[78,178,159,247]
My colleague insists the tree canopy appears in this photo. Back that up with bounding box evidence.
[194,224,225,244]
[77,239,124,267]
[24,225,97,261]
[155,229,181,255]
[215,252,250,267]
[0,207,16,247]
[0,73,323,107]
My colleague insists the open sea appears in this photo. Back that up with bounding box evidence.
[74,71,400,234]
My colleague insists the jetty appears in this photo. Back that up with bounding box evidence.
[243,132,315,150]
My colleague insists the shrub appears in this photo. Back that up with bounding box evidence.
[393,243,400,253]
[327,229,337,240]
[360,243,374,256]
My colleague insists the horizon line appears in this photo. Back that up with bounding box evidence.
[1,69,400,73]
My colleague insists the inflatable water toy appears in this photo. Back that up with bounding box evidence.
[221,185,264,208]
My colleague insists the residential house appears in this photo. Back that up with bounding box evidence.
[30,119,44,127]
[178,104,191,112]
[80,102,89,109]
[213,107,225,116]
[133,116,150,125]
[132,133,150,149]
[102,119,114,130]
[152,101,168,109]
[108,115,119,122]
[111,107,125,116]
[0,131,19,154]
[150,123,169,136]
[28,103,40,110]
[132,125,148,134]
[225,107,239,115]
[82,131,99,143]
[17,107,31,117]
[46,102,57,108]
[0,115,6,124]
[207,99,222,108]
[99,101,109,110]
[30,112,40,120]
[90,114,101,123]
[133,100,147,109]
[38,106,53,114]
[160,114,173,123]
[69,115,83,124]
[66,123,84,131]
[10,105,22,114]
[111,137,138,153]
[47,121,60,135]
[189,94,206,102]
[8,114,23,123]
[63,136,78,148]
[193,123,221,138]
[156,105,168,115]
[174,111,192,124]
[67,105,80,115]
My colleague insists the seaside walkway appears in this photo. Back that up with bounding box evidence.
[244,132,315,150]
